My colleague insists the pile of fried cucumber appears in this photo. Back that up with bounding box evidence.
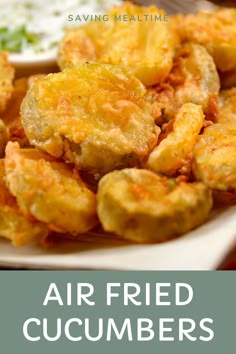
[0,3,235,247]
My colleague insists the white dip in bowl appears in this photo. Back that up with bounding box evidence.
[0,0,122,76]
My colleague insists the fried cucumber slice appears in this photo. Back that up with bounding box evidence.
[174,9,236,72]
[21,64,159,172]
[193,123,236,191]
[5,142,98,236]
[1,78,29,147]
[97,168,212,243]
[1,76,46,147]
[148,43,220,123]
[0,160,48,246]
[218,88,236,124]
[0,52,14,112]
[2,75,46,147]
[147,103,204,176]
[0,119,8,158]
[58,3,176,86]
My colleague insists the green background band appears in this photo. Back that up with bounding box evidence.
[0,271,235,353]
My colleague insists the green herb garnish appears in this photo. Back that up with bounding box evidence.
[0,25,39,53]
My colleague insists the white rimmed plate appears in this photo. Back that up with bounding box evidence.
[0,206,235,270]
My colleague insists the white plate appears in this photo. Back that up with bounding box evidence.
[0,206,235,270]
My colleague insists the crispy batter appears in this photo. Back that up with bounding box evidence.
[0,119,8,158]
[193,123,236,191]
[5,142,98,236]
[218,88,236,124]
[148,43,220,123]
[21,64,159,172]
[173,9,236,72]
[58,3,176,86]
[27,74,46,87]
[0,52,14,112]
[1,75,46,147]
[147,103,204,176]
[97,168,212,243]
[0,159,48,246]
[1,78,29,147]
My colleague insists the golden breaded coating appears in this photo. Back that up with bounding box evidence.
[58,3,176,86]
[174,9,236,72]
[5,142,98,236]
[193,123,236,191]
[97,168,212,243]
[1,78,29,147]
[0,119,8,158]
[0,52,14,112]
[21,64,159,172]
[218,88,236,124]
[148,43,220,123]
[147,103,204,176]
[0,160,48,246]
[1,78,28,126]
[1,75,46,147]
